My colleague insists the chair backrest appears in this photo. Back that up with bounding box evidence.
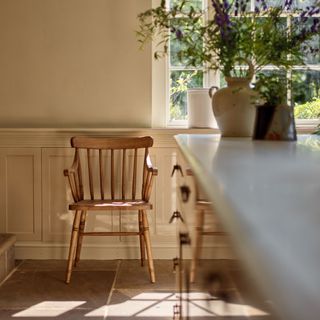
[70,136,154,201]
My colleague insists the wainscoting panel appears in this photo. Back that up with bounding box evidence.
[42,147,75,243]
[0,148,41,241]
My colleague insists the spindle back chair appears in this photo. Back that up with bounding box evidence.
[64,136,157,284]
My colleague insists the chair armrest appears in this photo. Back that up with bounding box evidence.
[146,155,158,176]
[143,155,158,201]
[64,157,79,177]
[63,154,81,202]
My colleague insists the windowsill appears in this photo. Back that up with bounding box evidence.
[167,119,319,134]
[0,123,316,134]
[296,119,319,134]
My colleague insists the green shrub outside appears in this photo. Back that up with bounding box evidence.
[294,97,320,119]
[170,73,320,120]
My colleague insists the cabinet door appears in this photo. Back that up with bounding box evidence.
[0,148,41,241]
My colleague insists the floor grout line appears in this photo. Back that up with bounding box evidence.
[0,259,25,288]
[106,259,122,306]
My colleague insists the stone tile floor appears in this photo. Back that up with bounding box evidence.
[0,259,273,319]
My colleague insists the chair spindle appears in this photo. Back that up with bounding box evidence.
[99,149,105,200]
[77,152,84,199]
[142,148,147,194]
[111,149,115,200]
[122,149,126,199]
[87,149,94,200]
[132,148,138,200]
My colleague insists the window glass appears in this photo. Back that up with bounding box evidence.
[170,19,203,68]
[169,0,205,122]
[255,0,314,9]
[170,70,204,121]
[170,0,202,11]
[168,0,320,124]
[293,18,320,64]
[295,0,317,9]
[293,70,320,119]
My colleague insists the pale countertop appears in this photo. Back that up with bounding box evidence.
[175,134,320,320]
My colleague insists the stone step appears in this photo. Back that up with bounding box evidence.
[0,234,16,284]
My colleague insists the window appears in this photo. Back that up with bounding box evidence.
[167,0,320,128]
[168,0,208,126]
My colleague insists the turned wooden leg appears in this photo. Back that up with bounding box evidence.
[65,210,81,284]
[138,210,145,266]
[190,209,205,283]
[74,210,87,267]
[142,210,155,283]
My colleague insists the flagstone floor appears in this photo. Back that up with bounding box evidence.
[0,259,273,319]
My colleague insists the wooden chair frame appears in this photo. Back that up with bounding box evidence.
[64,136,158,284]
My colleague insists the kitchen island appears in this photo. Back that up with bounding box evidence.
[175,134,320,320]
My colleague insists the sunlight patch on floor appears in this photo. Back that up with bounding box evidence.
[90,292,269,318]
[9,292,269,318]
[12,301,86,317]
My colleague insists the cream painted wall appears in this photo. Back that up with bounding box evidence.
[0,0,152,127]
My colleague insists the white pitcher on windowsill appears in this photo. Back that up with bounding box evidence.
[187,88,218,129]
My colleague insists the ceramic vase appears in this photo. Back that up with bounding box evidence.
[209,76,258,137]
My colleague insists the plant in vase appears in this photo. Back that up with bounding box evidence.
[137,0,320,137]
[253,72,297,140]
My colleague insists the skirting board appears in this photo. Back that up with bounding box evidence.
[15,243,234,260]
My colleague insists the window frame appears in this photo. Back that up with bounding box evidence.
[152,0,320,131]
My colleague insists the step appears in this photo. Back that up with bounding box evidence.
[0,234,16,284]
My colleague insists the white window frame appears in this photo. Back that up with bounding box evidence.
[166,0,213,128]
[151,0,320,131]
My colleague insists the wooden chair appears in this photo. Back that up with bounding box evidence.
[64,136,158,284]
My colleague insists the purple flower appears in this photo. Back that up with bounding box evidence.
[223,0,229,10]
[175,29,183,40]
[310,7,320,15]
[261,0,267,10]
[311,19,319,33]
[284,0,293,10]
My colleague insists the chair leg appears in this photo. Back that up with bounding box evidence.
[65,210,81,284]
[142,210,155,283]
[138,210,145,266]
[190,209,205,283]
[74,210,87,267]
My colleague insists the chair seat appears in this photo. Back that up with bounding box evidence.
[69,199,152,211]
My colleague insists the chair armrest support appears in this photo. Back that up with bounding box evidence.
[64,154,81,202]
[143,155,158,201]
[146,155,158,176]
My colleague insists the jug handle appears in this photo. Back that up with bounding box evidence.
[208,86,218,98]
